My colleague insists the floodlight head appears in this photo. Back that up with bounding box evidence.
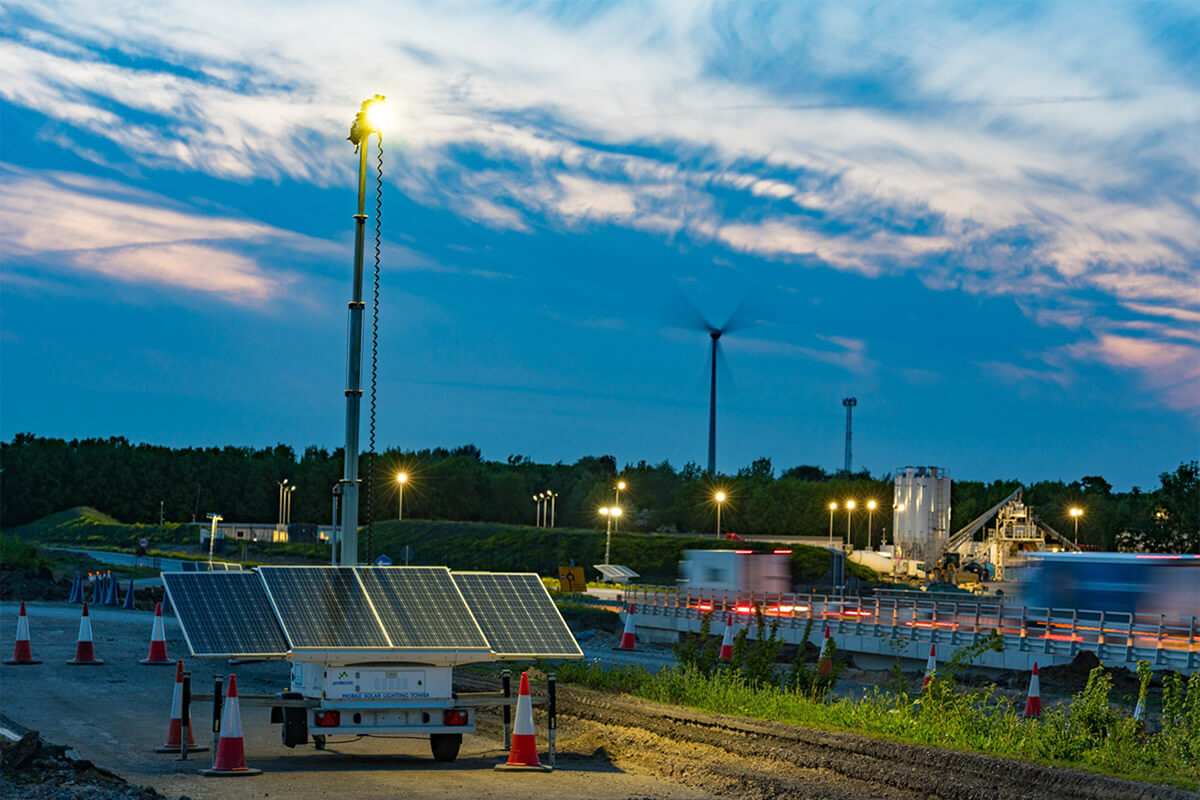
[599,507,610,516]
[348,94,389,145]
[1070,507,1083,518]
[714,491,726,503]
[846,500,856,510]
[829,502,838,511]
[611,507,623,517]
[867,500,877,510]
[397,472,408,484]
[617,481,627,490]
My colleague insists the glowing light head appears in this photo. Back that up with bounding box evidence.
[867,500,877,510]
[611,507,623,517]
[829,502,838,511]
[1070,507,1083,518]
[617,481,627,490]
[714,491,727,503]
[396,472,407,484]
[599,507,610,516]
[846,500,856,510]
[897,503,906,512]
[363,96,393,133]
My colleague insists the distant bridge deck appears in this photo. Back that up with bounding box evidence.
[619,587,1199,673]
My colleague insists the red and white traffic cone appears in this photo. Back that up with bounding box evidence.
[140,602,172,665]
[616,604,636,650]
[67,603,103,665]
[495,671,551,772]
[5,602,41,665]
[157,662,208,753]
[818,625,833,676]
[921,643,937,691]
[201,674,260,776]
[1023,662,1042,718]
[718,614,736,661]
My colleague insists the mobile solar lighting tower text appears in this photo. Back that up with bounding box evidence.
[156,97,582,769]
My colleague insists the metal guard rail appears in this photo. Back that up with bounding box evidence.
[622,588,1199,672]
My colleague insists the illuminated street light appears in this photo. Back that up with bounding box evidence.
[285,485,296,525]
[546,490,558,528]
[600,507,612,563]
[614,480,627,532]
[533,494,542,527]
[714,491,727,539]
[866,500,877,550]
[828,502,837,549]
[845,500,855,547]
[396,472,407,521]
[277,479,289,527]
[1069,506,1083,546]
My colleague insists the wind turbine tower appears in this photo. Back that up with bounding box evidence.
[842,397,857,474]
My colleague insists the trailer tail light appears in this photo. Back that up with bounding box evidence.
[773,549,793,554]
[696,602,713,612]
[314,711,341,727]
[443,710,468,726]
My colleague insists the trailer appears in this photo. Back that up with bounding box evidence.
[163,566,582,762]
[678,549,791,600]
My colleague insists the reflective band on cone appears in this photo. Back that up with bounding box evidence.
[921,643,936,691]
[718,614,735,661]
[67,603,103,665]
[201,674,260,776]
[141,602,172,664]
[616,604,636,650]
[5,601,41,665]
[495,671,550,772]
[155,660,207,753]
[1023,662,1042,718]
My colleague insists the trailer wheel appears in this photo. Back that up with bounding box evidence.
[429,733,461,762]
[312,735,326,750]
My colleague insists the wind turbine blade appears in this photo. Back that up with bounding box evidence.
[662,289,715,332]
[720,290,767,334]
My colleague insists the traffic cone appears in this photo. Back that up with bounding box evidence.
[141,602,171,664]
[718,614,736,660]
[155,660,207,753]
[5,602,41,665]
[616,604,636,650]
[68,575,80,604]
[67,603,103,665]
[495,671,551,772]
[1023,662,1042,718]
[90,574,101,604]
[122,580,136,610]
[921,643,936,691]
[818,625,833,676]
[105,573,120,605]
[201,674,260,775]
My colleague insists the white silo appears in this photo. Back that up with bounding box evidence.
[893,466,952,563]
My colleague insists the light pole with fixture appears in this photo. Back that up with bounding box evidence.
[614,480,626,531]
[714,491,726,539]
[546,491,558,528]
[337,94,390,567]
[1069,506,1083,546]
[396,473,407,520]
[600,507,611,563]
[277,479,289,526]
[845,500,855,547]
[866,500,877,550]
[206,513,223,564]
[285,485,296,525]
[828,502,837,549]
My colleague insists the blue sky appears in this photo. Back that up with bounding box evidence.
[1,1,1197,490]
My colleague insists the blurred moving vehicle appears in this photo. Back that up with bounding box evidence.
[1020,552,1200,616]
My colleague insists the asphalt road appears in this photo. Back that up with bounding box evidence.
[1,601,716,800]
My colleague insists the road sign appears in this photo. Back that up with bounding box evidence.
[375,555,392,566]
[557,566,585,594]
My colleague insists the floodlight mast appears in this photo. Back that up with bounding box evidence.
[338,94,386,567]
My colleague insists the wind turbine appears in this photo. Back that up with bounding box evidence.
[670,294,759,475]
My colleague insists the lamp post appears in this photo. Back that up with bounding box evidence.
[285,485,296,525]
[845,500,855,547]
[534,494,543,527]
[866,500,877,550]
[206,513,223,565]
[396,473,407,521]
[614,480,626,532]
[546,491,557,528]
[1069,506,1083,546]
[714,491,726,539]
[277,479,289,527]
[600,507,612,563]
[337,93,389,567]
[828,502,837,549]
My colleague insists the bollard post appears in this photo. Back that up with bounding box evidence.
[501,669,512,749]
[212,675,223,755]
[179,672,191,761]
[547,673,557,767]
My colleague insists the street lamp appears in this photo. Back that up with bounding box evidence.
[285,485,296,525]
[396,473,407,521]
[614,480,627,531]
[277,479,289,526]
[866,500,877,550]
[206,513,223,564]
[1069,506,1083,546]
[600,507,612,563]
[828,502,837,549]
[714,491,727,539]
[845,500,855,547]
[546,491,558,528]
[534,494,544,527]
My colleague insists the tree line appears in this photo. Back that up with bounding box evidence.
[1,434,1195,552]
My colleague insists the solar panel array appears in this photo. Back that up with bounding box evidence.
[259,567,389,649]
[359,568,490,651]
[165,565,580,660]
[163,572,288,657]
[452,572,583,658]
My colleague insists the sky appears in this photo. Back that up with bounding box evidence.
[1,1,1198,490]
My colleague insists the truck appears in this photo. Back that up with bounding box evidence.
[678,549,791,598]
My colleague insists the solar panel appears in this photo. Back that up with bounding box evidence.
[452,572,582,659]
[258,566,389,649]
[357,567,490,651]
[162,572,289,658]
[594,564,639,581]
